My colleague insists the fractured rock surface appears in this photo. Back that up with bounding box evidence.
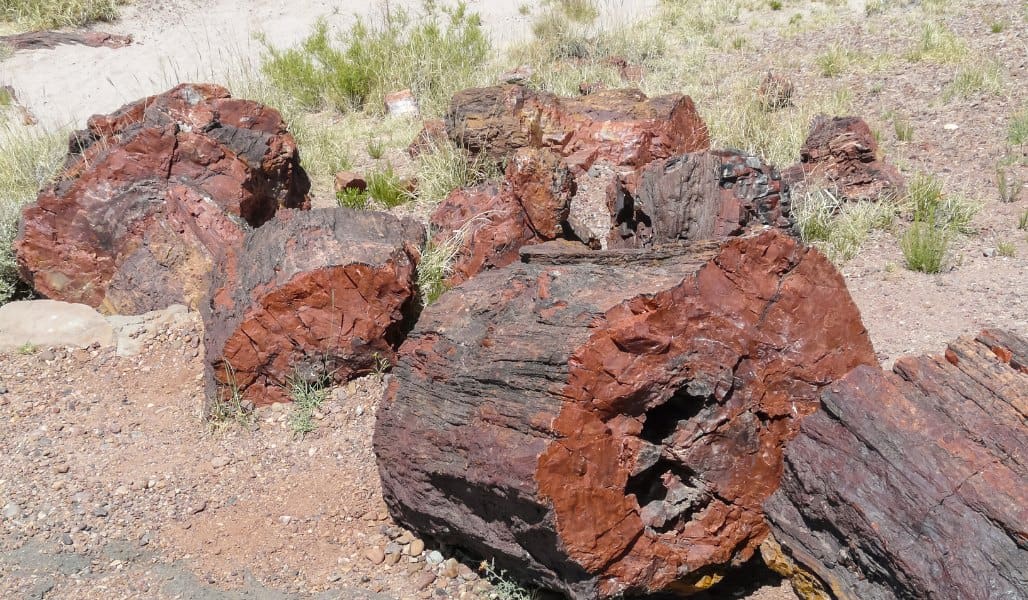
[375,229,874,599]
[202,208,424,407]
[16,83,310,315]
[765,329,1028,600]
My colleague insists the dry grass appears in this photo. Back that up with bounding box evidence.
[0,124,66,304]
[0,0,124,29]
[794,187,899,263]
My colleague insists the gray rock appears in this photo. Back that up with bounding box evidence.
[426,550,444,565]
[3,501,20,519]
[0,300,115,352]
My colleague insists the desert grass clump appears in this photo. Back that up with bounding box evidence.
[794,187,898,263]
[0,0,123,29]
[416,237,460,307]
[906,21,968,64]
[479,559,538,600]
[286,369,332,438]
[413,140,499,207]
[996,241,1016,258]
[1017,208,1028,231]
[366,166,408,208]
[905,172,978,234]
[996,166,1022,203]
[901,219,949,273]
[815,44,854,77]
[1008,106,1028,147]
[206,362,255,431]
[261,3,488,117]
[893,116,913,141]
[0,124,65,304]
[336,188,370,210]
[942,63,1003,102]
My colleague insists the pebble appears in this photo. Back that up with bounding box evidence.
[365,546,385,565]
[409,538,425,556]
[983,247,997,257]
[3,502,20,519]
[210,456,231,469]
[0,384,7,394]
[426,550,444,565]
[414,572,436,590]
[61,533,73,545]
[189,501,207,515]
[92,506,109,517]
[441,558,460,579]
[278,515,292,525]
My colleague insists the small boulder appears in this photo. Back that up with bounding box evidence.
[0,300,115,351]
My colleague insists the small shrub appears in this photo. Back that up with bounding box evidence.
[865,0,887,15]
[286,369,331,438]
[1,0,123,29]
[206,362,255,430]
[996,241,1016,257]
[366,166,408,208]
[794,187,897,263]
[336,188,370,210]
[260,3,489,116]
[17,341,37,355]
[769,0,783,10]
[479,559,537,600]
[1017,208,1028,231]
[550,0,598,23]
[990,22,1005,33]
[416,237,459,307]
[901,220,949,273]
[906,21,967,64]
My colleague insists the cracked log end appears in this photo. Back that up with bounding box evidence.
[765,329,1028,600]
[375,228,874,599]
[203,208,425,408]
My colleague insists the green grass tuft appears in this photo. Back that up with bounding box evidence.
[1017,208,1028,231]
[412,140,500,207]
[260,3,488,117]
[366,166,408,208]
[1009,106,1028,147]
[794,187,898,263]
[905,172,978,234]
[336,187,370,210]
[996,241,1016,258]
[901,220,949,273]
[906,21,968,64]
[286,369,331,438]
[942,63,1003,102]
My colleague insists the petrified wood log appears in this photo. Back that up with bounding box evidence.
[374,229,875,599]
[607,150,792,249]
[203,208,424,407]
[764,329,1028,600]
[15,83,310,315]
[0,31,132,51]
[429,147,573,287]
[445,85,709,167]
[781,115,903,202]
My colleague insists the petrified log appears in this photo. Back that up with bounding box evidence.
[764,329,1028,600]
[782,115,903,202]
[607,150,792,249]
[15,83,310,314]
[429,147,573,287]
[0,31,132,51]
[203,208,424,407]
[445,85,709,167]
[374,229,876,599]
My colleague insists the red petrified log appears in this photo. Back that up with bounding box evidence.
[0,30,133,51]
[374,229,875,599]
[782,115,904,202]
[429,147,573,287]
[15,83,310,314]
[445,85,710,167]
[202,208,424,407]
[764,329,1028,600]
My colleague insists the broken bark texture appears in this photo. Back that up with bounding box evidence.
[15,83,310,314]
[0,30,132,51]
[764,329,1028,600]
[375,229,874,599]
[202,208,424,408]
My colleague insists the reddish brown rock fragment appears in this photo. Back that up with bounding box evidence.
[782,115,903,202]
[0,30,132,51]
[445,84,709,166]
[765,330,1028,600]
[375,229,875,599]
[202,208,424,408]
[15,83,310,314]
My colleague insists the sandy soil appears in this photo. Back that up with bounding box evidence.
[0,0,658,130]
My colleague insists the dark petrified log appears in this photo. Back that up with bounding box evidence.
[764,329,1028,600]
[202,208,424,407]
[15,83,310,314]
[374,228,875,599]
[445,85,709,168]
[607,150,792,249]
[0,31,132,51]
